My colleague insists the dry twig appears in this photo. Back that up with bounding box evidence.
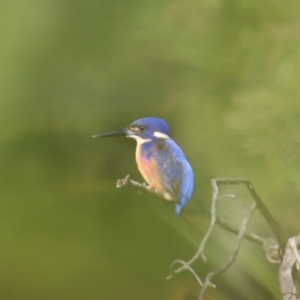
[116,175,298,300]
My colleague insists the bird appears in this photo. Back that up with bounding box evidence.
[93,117,194,215]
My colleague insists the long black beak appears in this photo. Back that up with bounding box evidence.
[92,128,134,138]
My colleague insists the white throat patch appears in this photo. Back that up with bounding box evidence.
[153,131,170,139]
[126,135,151,144]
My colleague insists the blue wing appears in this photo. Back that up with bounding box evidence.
[143,139,194,215]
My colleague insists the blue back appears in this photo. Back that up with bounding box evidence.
[140,138,194,215]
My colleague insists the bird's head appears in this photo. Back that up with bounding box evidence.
[93,117,171,144]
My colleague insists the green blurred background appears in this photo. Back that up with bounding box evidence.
[1,0,300,299]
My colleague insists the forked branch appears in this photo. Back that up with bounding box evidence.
[117,175,298,300]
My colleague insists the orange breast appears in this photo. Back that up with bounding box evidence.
[135,143,166,195]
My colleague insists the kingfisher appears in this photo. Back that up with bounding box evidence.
[93,117,194,215]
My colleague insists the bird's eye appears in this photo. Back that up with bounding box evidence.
[129,126,146,132]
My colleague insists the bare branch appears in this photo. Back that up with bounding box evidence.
[279,234,300,300]
[116,174,154,194]
[198,201,257,299]
[116,175,298,299]
[166,259,205,286]
[263,238,281,264]
[214,178,287,251]
[167,178,220,282]
[216,216,264,245]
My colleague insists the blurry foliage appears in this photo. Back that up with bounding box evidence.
[228,89,300,164]
[1,0,300,299]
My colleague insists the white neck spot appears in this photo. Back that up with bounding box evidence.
[153,131,170,139]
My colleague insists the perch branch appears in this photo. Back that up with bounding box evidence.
[116,174,154,194]
[116,175,263,249]
[117,175,293,299]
